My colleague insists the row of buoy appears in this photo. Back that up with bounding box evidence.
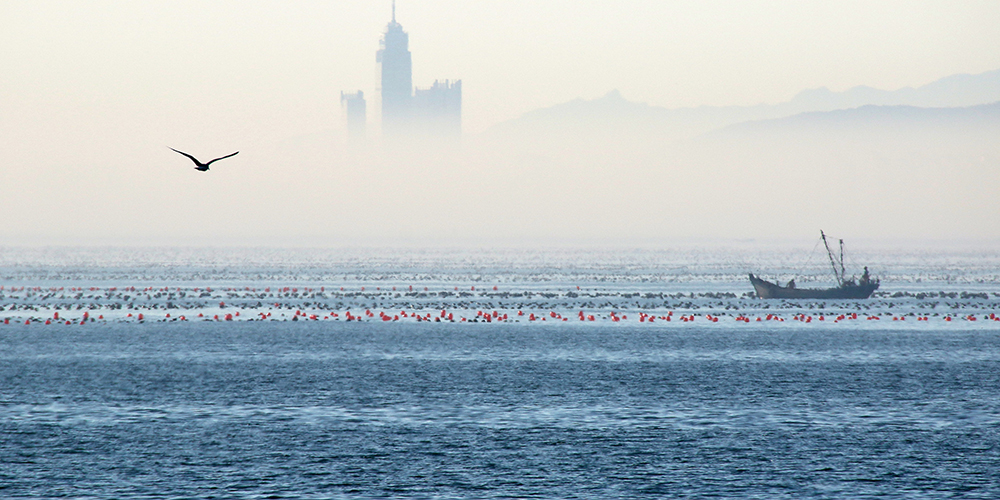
[0,285,576,297]
[0,285,730,294]
[3,309,998,324]
[0,286,340,293]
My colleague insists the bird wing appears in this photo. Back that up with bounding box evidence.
[204,151,239,166]
[169,147,202,165]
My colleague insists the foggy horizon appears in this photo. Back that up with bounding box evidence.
[2,1,998,246]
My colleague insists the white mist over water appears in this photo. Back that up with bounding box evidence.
[2,1,998,245]
[1,244,997,288]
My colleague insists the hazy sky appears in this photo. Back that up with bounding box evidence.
[1,1,998,245]
[4,1,999,132]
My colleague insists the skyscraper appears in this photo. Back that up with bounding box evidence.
[340,90,366,138]
[376,1,412,137]
[370,2,461,140]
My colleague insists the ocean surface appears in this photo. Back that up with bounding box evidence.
[1,245,999,498]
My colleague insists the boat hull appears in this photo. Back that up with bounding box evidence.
[749,274,878,299]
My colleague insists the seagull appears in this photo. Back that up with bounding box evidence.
[169,147,239,171]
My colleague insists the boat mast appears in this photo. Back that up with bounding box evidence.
[821,230,844,286]
[839,238,846,281]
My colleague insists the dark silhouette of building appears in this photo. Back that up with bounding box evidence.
[340,90,366,137]
[374,1,461,140]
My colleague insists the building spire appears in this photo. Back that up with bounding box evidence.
[392,0,396,23]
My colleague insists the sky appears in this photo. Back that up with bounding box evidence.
[1,0,998,246]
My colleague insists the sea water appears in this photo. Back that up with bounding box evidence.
[1,246,998,498]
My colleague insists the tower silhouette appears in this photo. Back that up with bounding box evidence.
[376,1,412,137]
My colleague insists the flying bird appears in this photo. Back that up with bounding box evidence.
[169,147,239,171]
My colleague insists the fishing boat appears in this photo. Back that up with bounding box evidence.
[749,231,879,299]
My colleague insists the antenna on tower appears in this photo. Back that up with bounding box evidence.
[392,0,396,23]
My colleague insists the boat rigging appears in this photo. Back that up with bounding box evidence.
[748,231,879,299]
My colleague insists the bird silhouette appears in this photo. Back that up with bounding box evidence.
[169,147,239,171]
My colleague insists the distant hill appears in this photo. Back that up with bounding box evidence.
[711,101,1000,137]
[484,69,1000,141]
[463,73,1000,243]
[786,69,1000,110]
